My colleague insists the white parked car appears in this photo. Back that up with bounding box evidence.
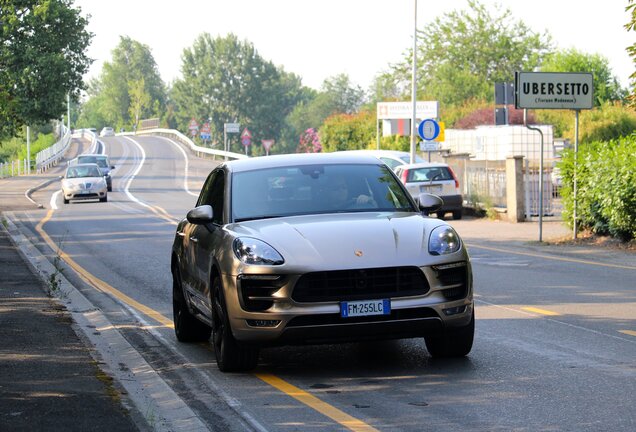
[99,127,115,137]
[338,150,426,171]
[394,162,463,220]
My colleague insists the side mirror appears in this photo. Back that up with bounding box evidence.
[417,193,443,215]
[110,165,115,169]
[186,205,214,225]
[58,175,63,180]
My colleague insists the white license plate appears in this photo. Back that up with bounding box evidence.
[420,185,442,193]
[340,299,391,318]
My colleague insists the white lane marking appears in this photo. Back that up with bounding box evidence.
[476,298,636,344]
[155,136,199,197]
[121,136,155,211]
[51,190,61,210]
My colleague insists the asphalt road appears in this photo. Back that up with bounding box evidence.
[2,134,635,431]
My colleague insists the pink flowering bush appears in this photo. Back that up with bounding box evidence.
[297,128,322,153]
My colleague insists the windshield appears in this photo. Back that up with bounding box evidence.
[66,165,102,178]
[232,163,414,222]
[78,156,108,168]
[406,166,453,182]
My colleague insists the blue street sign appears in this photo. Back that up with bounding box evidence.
[418,119,440,141]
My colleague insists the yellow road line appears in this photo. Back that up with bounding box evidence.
[466,243,636,270]
[521,306,561,316]
[37,209,375,431]
[255,374,379,432]
[35,209,173,328]
[619,330,636,337]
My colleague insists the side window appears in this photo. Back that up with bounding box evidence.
[197,170,225,224]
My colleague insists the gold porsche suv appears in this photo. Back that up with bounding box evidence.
[171,153,473,372]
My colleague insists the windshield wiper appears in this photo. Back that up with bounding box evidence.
[234,215,285,222]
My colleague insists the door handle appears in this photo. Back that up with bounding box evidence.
[177,231,185,237]
[189,237,198,243]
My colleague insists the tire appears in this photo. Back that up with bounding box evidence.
[100,196,107,202]
[452,210,463,220]
[107,186,112,192]
[172,266,211,342]
[211,277,259,372]
[425,310,474,358]
[436,212,446,220]
[63,198,69,204]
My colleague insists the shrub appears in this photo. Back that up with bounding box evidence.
[319,110,375,152]
[559,135,636,241]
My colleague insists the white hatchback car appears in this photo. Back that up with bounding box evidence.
[61,163,108,204]
[394,162,463,220]
[100,127,115,137]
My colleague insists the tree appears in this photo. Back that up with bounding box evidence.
[79,36,166,129]
[128,77,151,130]
[540,48,626,106]
[0,0,92,138]
[625,0,636,105]
[282,73,366,153]
[391,0,551,106]
[170,33,305,150]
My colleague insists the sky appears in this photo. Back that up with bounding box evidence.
[74,0,634,92]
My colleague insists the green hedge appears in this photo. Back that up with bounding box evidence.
[559,135,636,241]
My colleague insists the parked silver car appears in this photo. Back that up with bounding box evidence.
[61,163,108,204]
[171,153,473,372]
[394,162,464,220]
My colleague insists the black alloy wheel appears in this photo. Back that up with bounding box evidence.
[172,265,211,342]
[211,277,259,372]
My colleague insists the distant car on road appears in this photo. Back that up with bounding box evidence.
[394,162,464,220]
[339,150,426,171]
[100,127,115,137]
[72,154,115,191]
[171,153,474,372]
[61,163,108,204]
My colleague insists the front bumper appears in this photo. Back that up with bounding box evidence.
[223,261,473,346]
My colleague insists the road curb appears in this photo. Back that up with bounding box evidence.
[2,212,210,432]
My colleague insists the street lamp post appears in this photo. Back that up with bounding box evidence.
[410,0,418,164]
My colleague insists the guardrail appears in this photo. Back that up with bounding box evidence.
[35,125,72,173]
[132,128,248,161]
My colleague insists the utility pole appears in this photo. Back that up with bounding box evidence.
[410,0,418,164]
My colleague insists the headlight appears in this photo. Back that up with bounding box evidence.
[233,238,284,265]
[429,226,461,255]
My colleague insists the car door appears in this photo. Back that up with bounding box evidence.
[188,169,226,316]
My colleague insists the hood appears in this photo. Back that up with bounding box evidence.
[229,212,455,270]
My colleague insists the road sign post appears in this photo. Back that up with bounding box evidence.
[241,128,252,156]
[223,123,240,160]
[515,71,594,241]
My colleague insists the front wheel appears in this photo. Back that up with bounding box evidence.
[425,310,474,357]
[172,266,211,342]
[211,278,259,372]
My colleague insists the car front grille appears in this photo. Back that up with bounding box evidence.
[292,266,430,303]
[238,275,286,312]
[432,262,468,300]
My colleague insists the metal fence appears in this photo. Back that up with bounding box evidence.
[36,124,71,173]
[0,159,32,178]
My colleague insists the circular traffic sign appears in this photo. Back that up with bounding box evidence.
[418,119,440,141]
